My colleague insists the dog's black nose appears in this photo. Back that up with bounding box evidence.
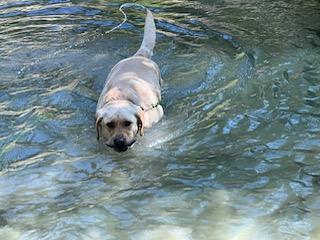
[114,138,125,147]
[113,137,128,152]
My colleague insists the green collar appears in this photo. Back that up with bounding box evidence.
[103,99,161,112]
[142,101,161,112]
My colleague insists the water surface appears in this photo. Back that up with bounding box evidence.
[1,0,320,239]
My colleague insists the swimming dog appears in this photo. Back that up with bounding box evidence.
[95,8,163,152]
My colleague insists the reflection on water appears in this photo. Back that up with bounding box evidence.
[0,0,320,239]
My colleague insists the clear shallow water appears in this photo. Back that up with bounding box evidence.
[0,0,320,239]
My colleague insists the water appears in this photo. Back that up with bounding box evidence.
[1,0,320,239]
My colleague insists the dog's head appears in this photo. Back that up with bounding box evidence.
[95,100,144,152]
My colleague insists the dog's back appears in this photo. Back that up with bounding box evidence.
[105,8,159,87]
[98,8,161,111]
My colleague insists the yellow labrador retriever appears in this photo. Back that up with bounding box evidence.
[95,8,163,152]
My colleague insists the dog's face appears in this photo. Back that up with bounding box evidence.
[95,101,144,152]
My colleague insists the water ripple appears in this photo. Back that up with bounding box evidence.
[0,0,320,239]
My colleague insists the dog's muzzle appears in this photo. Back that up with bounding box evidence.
[107,135,136,152]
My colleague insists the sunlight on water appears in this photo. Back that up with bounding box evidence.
[0,0,320,239]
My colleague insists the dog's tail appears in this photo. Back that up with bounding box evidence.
[134,8,156,59]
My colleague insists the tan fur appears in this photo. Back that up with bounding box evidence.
[95,9,163,152]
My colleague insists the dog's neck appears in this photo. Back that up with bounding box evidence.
[103,87,139,104]
[103,98,159,113]
[102,87,159,112]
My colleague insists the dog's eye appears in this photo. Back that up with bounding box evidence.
[123,121,132,127]
[106,122,115,129]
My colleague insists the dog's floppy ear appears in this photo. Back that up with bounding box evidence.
[95,115,103,140]
[135,109,145,136]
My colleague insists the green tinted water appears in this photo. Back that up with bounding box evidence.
[0,0,320,239]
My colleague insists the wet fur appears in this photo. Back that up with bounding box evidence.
[95,8,163,152]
